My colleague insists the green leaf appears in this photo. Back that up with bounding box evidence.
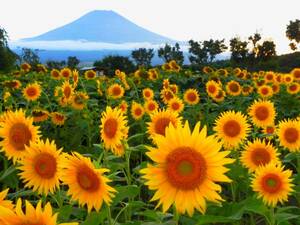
[112,185,140,206]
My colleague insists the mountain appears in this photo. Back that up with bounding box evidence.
[23,10,175,44]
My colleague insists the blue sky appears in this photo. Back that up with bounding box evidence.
[1,0,300,53]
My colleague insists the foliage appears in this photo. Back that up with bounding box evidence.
[131,48,154,68]
[0,27,17,71]
[46,60,66,69]
[67,56,80,69]
[286,19,300,50]
[158,43,184,65]
[20,48,40,66]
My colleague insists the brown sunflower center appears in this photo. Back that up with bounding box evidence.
[76,165,100,192]
[251,148,271,166]
[166,147,207,190]
[144,91,151,98]
[62,71,70,78]
[112,86,121,96]
[52,71,59,77]
[147,103,156,111]
[266,126,275,134]
[261,173,282,193]
[64,86,71,98]
[255,106,269,121]
[154,117,173,136]
[134,108,142,116]
[34,153,57,179]
[26,87,37,97]
[284,127,299,143]
[9,123,32,151]
[223,120,241,137]
[55,114,64,121]
[171,102,180,110]
[88,72,95,78]
[261,87,269,95]
[289,85,297,91]
[208,85,217,94]
[164,91,174,101]
[187,92,197,102]
[229,83,239,92]
[104,118,118,139]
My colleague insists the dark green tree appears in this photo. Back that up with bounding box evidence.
[188,40,208,65]
[286,19,300,50]
[46,60,66,69]
[94,55,135,77]
[158,43,184,65]
[21,48,40,66]
[131,48,154,67]
[229,37,249,63]
[0,27,17,71]
[203,39,227,62]
[67,56,80,69]
[257,40,276,61]
[248,32,262,60]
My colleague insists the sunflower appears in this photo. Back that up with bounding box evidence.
[71,92,89,110]
[212,90,226,103]
[263,125,277,137]
[0,110,40,163]
[118,100,128,113]
[85,70,96,80]
[275,74,283,83]
[206,80,221,98]
[141,121,234,216]
[50,69,61,80]
[0,189,14,210]
[3,80,22,89]
[21,63,31,72]
[73,69,79,87]
[23,83,42,101]
[61,81,74,102]
[214,111,250,148]
[0,199,78,225]
[100,106,128,151]
[287,82,300,94]
[60,152,116,212]
[160,88,175,104]
[131,102,145,120]
[144,100,159,114]
[170,84,179,94]
[51,112,66,126]
[251,163,294,207]
[148,69,159,80]
[278,119,300,152]
[107,83,125,99]
[226,81,241,96]
[147,109,181,141]
[242,86,254,96]
[169,60,180,72]
[18,139,62,195]
[284,74,294,84]
[264,72,275,83]
[271,83,280,94]
[142,88,154,100]
[183,88,200,105]
[203,66,214,74]
[60,68,72,79]
[163,79,170,89]
[241,139,279,172]
[248,100,276,127]
[32,109,49,122]
[258,85,273,98]
[291,68,300,81]
[216,68,228,77]
[167,97,184,113]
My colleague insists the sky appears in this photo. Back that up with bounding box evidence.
[1,0,300,54]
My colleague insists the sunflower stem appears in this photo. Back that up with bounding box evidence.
[106,205,113,225]
[173,206,180,225]
[268,206,276,225]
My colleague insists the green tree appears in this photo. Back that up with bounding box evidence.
[248,32,262,61]
[131,48,154,67]
[67,56,80,69]
[0,27,17,71]
[257,40,276,61]
[286,19,300,50]
[229,37,249,64]
[158,43,184,65]
[188,40,208,65]
[203,39,227,62]
[21,48,40,66]
[94,55,135,77]
[46,60,66,69]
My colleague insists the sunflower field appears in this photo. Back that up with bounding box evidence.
[0,62,300,225]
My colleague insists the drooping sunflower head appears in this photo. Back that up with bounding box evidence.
[32,109,49,123]
[141,121,234,216]
[248,99,276,128]
[18,139,63,195]
[0,109,40,163]
[61,80,74,101]
[144,100,159,114]
[50,69,61,80]
[169,84,179,94]
[51,112,66,126]
[278,119,300,152]
[251,163,294,207]
[242,86,254,96]
[183,88,200,105]
[60,68,72,79]
[206,80,221,98]
[167,96,184,113]
[107,83,125,99]
[131,102,145,120]
[241,139,280,172]
[3,80,22,89]
[142,88,154,100]
[147,109,181,141]
[100,106,128,151]
[84,70,96,80]
[60,152,116,212]
[226,80,241,96]
[71,91,89,110]
[203,66,214,74]
[258,85,273,99]
[214,111,251,148]
[23,83,42,101]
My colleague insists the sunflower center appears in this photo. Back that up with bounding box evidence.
[171,102,180,110]
[229,83,239,92]
[266,126,275,134]
[284,127,299,143]
[52,71,59,77]
[134,108,142,116]
[154,117,173,136]
[88,72,95,78]
[251,148,271,166]
[261,88,269,95]
[261,174,282,193]
[64,86,71,98]
[187,92,197,102]
[112,87,121,96]
[34,153,57,179]
[223,120,241,137]
[208,85,216,94]
[104,118,118,139]
[166,147,207,190]
[76,165,100,192]
[164,91,174,101]
[255,106,269,121]
[289,85,297,91]
[26,87,37,97]
[9,123,32,151]
[147,103,156,111]
[145,91,151,97]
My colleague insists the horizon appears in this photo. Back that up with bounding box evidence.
[1,0,300,54]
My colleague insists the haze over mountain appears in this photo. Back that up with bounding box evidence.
[23,10,176,44]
